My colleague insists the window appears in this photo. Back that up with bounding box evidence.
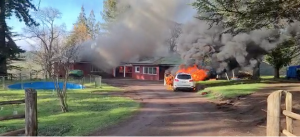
[91,65,102,72]
[143,67,157,75]
[135,66,140,73]
[177,74,191,79]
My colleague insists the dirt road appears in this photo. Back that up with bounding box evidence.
[90,79,265,136]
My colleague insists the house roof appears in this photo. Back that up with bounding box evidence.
[153,55,183,65]
[125,54,183,66]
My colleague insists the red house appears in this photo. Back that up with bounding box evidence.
[54,55,183,81]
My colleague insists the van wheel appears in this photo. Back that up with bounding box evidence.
[173,88,177,92]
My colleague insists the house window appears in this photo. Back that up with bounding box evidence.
[91,65,102,72]
[135,66,140,73]
[143,67,157,75]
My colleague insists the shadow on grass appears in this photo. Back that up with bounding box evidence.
[0,84,139,136]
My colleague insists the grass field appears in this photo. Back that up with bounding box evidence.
[197,76,298,100]
[0,83,138,136]
[200,83,265,99]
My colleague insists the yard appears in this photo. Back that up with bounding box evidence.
[0,83,139,136]
[197,76,298,100]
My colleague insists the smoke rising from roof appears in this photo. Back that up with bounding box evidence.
[77,0,192,72]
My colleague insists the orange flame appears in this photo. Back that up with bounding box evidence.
[165,64,208,87]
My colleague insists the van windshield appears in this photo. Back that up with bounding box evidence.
[177,74,191,79]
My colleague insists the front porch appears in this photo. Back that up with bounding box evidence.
[113,64,133,78]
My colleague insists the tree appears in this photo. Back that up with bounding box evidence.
[53,35,80,112]
[265,39,300,78]
[0,0,38,76]
[101,0,118,31]
[87,10,101,39]
[191,0,299,79]
[101,0,129,32]
[77,5,88,26]
[166,22,182,53]
[192,0,300,34]
[67,5,90,45]
[23,7,65,79]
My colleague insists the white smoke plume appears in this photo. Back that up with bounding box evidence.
[77,0,191,72]
[176,19,300,74]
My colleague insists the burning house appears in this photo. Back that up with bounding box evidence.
[54,54,183,80]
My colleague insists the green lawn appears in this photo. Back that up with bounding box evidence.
[0,84,138,136]
[196,76,294,100]
[199,83,265,100]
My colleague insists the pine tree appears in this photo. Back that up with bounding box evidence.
[67,5,91,45]
[76,5,88,26]
[87,10,101,39]
[192,0,300,34]
[101,0,129,32]
[0,0,38,76]
[101,0,118,31]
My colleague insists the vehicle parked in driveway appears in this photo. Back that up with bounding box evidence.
[173,73,196,92]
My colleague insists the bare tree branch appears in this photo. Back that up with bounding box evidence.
[22,7,65,78]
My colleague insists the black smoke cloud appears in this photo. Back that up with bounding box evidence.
[176,19,300,74]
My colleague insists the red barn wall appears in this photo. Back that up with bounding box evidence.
[54,62,92,77]
[73,63,92,76]
[132,65,160,81]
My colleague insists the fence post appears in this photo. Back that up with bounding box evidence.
[94,77,96,88]
[29,72,32,80]
[2,76,5,90]
[90,75,92,83]
[285,91,293,134]
[25,89,38,136]
[19,73,23,89]
[99,76,102,88]
[81,77,84,88]
[267,90,282,136]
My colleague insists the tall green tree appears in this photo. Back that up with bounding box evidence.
[192,0,300,34]
[101,0,129,32]
[101,0,118,31]
[191,0,300,79]
[265,39,300,78]
[0,0,38,76]
[68,5,90,45]
[87,10,101,39]
[76,5,88,27]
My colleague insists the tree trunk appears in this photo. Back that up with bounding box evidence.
[0,0,7,76]
[57,68,70,113]
[251,62,261,80]
[59,94,68,112]
[274,67,280,79]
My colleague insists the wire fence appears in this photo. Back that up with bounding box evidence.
[0,73,102,90]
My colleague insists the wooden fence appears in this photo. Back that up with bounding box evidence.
[267,90,300,136]
[0,89,37,136]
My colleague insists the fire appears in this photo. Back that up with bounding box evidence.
[164,64,209,89]
[176,64,208,81]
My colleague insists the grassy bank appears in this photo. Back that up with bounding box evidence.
[0,84,138,136]
[196,76,295,100]
[199,83,265,100]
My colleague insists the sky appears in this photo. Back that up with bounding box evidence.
[7,0,105,51]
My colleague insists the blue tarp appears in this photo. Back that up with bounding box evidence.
[286,65,300,78]
[8,81,84,90]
